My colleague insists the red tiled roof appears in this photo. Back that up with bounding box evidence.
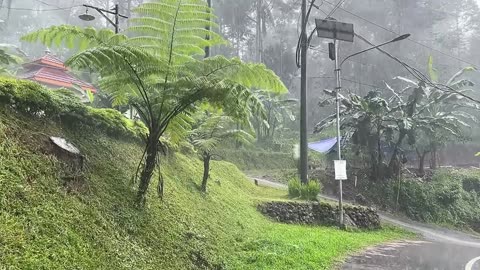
[22,66,97,93]
[24,54,67,70]
[22,54,97,93]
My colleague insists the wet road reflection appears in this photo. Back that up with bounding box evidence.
[343,240,480,270]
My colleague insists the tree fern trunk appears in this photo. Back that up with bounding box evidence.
[137,134,159,205]
[205,0,212,58]
[201,153,211,192]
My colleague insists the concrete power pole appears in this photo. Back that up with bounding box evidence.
[299,0,309,184]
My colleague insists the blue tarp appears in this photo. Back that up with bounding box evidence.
[308,137,341,154]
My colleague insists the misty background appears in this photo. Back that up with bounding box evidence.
[2,0,480,146]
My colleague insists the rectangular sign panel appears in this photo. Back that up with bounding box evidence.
[334,160,347,180]
[315,19,354,42]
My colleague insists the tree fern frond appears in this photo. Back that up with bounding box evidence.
[21,25,126,50]
[66,45,158,74]
[165,113,193,145]
[187,56,288,94]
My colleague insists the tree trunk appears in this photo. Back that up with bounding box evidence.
[375,125,382,180]
[416,149,428,177]
[201,153,211,192]
[136,134,159,205]
[388,131,406,178]
[430,144,438,169]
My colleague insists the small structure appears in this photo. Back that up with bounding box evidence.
[308,137,342,170]
[308,137,341,154]
[20,50,96,102]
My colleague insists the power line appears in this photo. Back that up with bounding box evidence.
[321,0,479,68]
[309,46,377,67]
[309,75,383,89]
[0,5,79,11]
[325,0,345,18]
[355,33,480,104]
[33,0,61,8]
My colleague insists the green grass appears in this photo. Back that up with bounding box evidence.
[230,224,412,270]
[0,107,412,269]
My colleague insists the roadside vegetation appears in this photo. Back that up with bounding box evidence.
[0,82,411,269]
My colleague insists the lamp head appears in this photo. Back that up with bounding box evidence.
[392,34,410,42]
[79,8,95,21]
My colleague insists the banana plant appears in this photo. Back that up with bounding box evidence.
[315,60,477,180]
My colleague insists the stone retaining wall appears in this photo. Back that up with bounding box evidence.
[258,201,380,229]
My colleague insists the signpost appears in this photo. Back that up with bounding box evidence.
[334,160,347,180]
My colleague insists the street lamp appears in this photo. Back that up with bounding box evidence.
[314,18,410,227]
[79,4,128,34]
[333,33,410,227]
[339,34,410,67]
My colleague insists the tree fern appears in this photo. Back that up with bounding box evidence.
[23,0,287,205]
[190,112,254,192]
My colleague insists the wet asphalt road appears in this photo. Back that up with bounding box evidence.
[249,177,480,270]
[342,240,480,270]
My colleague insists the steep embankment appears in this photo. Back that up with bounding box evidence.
[0,105,271,269]
[0,78,410,269]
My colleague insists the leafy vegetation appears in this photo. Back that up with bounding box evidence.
[190,111,254,192]
[22,0,287,205]
[316,60,478,180]
[0,77,147,139]
[288,178,322,201]
[347,169,480,232]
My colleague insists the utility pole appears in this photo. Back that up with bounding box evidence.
[114,4,119,33]
[299,0,308,184]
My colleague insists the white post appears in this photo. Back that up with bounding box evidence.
[334,39,344,226]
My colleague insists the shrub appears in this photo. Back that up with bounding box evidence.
[463,177,480,193]
[288,178,322,201]
[302,180,322,201]
[288,177,302,198]
[0,77,147,140]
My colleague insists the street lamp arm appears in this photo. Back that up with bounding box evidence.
[339,34,410,68]
[82,4,128,18]
[94,8,116,27]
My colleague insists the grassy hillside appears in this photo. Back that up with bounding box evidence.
[0,79,411,269]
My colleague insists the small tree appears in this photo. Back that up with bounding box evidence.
[190,112,254,192]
